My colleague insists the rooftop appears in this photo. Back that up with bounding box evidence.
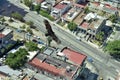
[29,47,87,79]
[89,2,118,13]
[0,34,5,38]
[0,27,12,38]
[79,22,89,29]
[63,6,82,21]
[54,1,70,10]
[0,24,5,31]
[35,0,44,3]
[0,65,22,77]
[61,47,86,65]
[79,12,104,31]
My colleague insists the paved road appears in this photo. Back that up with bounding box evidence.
[4,0,120,79]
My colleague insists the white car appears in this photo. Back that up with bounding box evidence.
[37,36,40,39]
[76,37,81,41]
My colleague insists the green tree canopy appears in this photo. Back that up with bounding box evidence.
[26,21,35,28]
[26,27,33,34]
[11,12,23,21]
[25,41,38,51]
[84,7,90,14]
[108,14,117,23]
[23,0,32,7]
[105,40,120,59]
[67,22,77,31]
[5,48,29,69]
[47,36,52,46]
[96,31,104,41]
[34,4,41,13]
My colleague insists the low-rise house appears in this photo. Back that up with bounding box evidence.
[75,0,87,4]
[41,1,52,11]
[45,0,62,6]
[78,12,105,40]
[32,0,45,5]
[0,71,9,80]
[0,65,25,80]
[28,47,87,80]
[89,2,118,15]
[116,72,120,80]
[62,3,85,22]
[0,25,13,48]
[51,1,72,19]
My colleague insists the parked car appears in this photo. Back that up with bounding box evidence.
[32,39,37,43]
[87,57,93,63]
[76,37,81,41]
[38,40,44,45]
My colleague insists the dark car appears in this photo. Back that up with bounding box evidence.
[32,39,37,43]
[38,41,44,45]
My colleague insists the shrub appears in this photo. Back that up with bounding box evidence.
[40,10,54,21]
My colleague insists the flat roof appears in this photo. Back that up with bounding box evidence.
[0,24,5,31]
[61,48,87,65]
[0,65,22,77]
[34,73,53,80]
[54,1,68,10]
[29,47,87,79]
[2,28,12,35]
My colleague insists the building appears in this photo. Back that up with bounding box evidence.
[40,1,52,11]
[0,71,9,80]
[0,65,25,80]
[75,0,87,4]
[77,12,105,40]
[51,1,72,19]
[45,0,62,6]
[0,25,13,48]
[28,47,87,80]
[62,2,85,22]
[32,0,45,5]
[88,2,118,15]
[116,72,120,80]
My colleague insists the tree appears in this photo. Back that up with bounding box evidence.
[26,27,33,34]
[96,31,104,41]
[26,21,34,28]
[20,24,26,29]
[34,4,41,14]
[67,22,77,31]
[23,0,32,7]
[25,41,38,51]
[84,7,90,14]
[40,10,54,21]
[5,48,28,69]
[108,14,117,23]
[47,36,52,46]
[11,12,23,21]
[105,40,120,59]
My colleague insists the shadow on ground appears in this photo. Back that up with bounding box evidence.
[76,68,98,80]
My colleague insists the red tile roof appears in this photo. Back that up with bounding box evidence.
[36,0,44,3]
[92,2,100,6]
[105,4,117,10]
[0,34,5,38]
[29,58,66,76]
[54,3,67,10]
[80,22,89,29]
[62,48,87,65]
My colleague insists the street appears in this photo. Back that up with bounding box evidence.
[1,0,120,79]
